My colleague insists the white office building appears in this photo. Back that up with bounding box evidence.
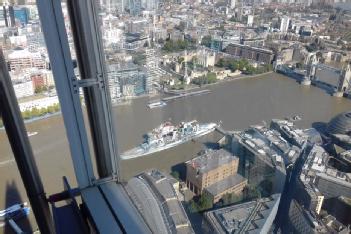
[280,16,290,33]
[13,80,34,99]
[247,15,254,27]
[229,0,236,9]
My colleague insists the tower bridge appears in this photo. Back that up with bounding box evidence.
[303,53,351,97]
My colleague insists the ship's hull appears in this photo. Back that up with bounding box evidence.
[120,123,217,160]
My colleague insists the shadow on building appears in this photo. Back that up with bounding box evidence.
[323,197,351,226]
[171,163,187,181]
[203,142,220,150]
[4,180,32,234]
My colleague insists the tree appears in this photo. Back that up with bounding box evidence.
[31,107,40,117]
[245,65,256,75]
[198,193,213,211]
[35,86,43,94]
[206,73,217,83]
[0,118,3,128]
[35,85,48,94]
[133,54,146,66]
[53,104,61,112]
[228,61,238,71]
[170,170,180,180]
[243,185,261,201]
[188,200,198,213]
[22,110,32,120]
[162,39,195,52]
[201,36,212,48]
[216,58,226,67]
[40,107,48,116]
[229,16,238,22]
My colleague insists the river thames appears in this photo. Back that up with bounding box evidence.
[1,72,351,232]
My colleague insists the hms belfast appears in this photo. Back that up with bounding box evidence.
[120,120,217,159]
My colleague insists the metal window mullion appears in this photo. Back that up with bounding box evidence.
[67,0,119,179]
[87,0,119,177]
[37,0,95,188]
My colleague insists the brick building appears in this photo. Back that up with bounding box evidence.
[185,149,247,203]
[225,43,274,64]
[31,73,45,90]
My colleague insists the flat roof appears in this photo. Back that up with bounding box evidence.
[205,194,280,234]
[226,43,274,54]
[186,149,238,174]
[205,174,247,196]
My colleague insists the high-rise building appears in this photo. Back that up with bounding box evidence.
[8,5,15,27]
[143,0,158,11]
[101,0,125,13]
[280,16,290,32]
[128,0,142,15]
[247,14,254,27]
[228,0,236,9]
[13,6,29,25]
[288,200,328,234]
[107,64,147,102]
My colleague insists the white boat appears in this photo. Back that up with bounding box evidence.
[27,132,38,137]
[147,101,167,109]
[120,120,217,160]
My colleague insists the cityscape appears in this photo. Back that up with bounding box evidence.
[0,0,351,233]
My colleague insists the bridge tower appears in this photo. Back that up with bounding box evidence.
[334,63,351,97]
[301,53,317,85]
[306,53,318,79]
[183,50,190,85]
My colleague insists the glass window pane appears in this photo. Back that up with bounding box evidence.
[95,1,351,233]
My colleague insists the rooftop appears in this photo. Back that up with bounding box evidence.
[302,145,328,176]
[226,42,274,54]
[270,119,310,147]
[252,125,301,164]
[205,174,247,197]
[327,111,351,136]
[235,125,290,169]
[125,177,169,234]
[139,170,194,233]
[186,149,237,174]
[205,194,280,234]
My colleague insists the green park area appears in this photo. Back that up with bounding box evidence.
[21,103,61,120]
[0,103,61,128]
[216,58,273,75]
[162,39,195,52]
[191,72,217,86]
